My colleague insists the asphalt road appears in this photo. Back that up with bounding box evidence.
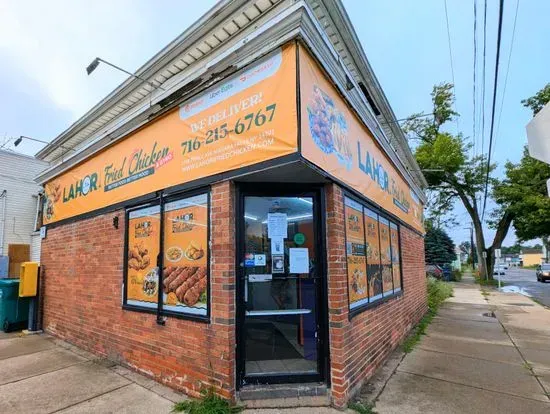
[496,267,550,307]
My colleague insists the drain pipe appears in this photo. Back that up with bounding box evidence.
[0,190,6,256]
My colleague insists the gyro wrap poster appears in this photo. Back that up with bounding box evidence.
[43,44,297,224]
[162,194,208,316]
[299,46,424,233]
[127,206,161,308]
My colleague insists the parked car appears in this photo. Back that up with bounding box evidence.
[493,265,506,276]
[536,263,550,283]
[426,264,443,279]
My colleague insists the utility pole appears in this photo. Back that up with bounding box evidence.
[464,225,476,271]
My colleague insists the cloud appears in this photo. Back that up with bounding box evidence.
[0,0,146,119]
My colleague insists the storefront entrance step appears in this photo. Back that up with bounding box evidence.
[239,384,330,408]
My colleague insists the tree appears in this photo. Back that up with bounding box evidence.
[501,243,522,255]
[459,241,471,256]
[404,83,513,279]
[494,84,550,260]
[425,226,456,266]
[521,83,550,115]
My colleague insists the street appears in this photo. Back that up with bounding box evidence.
[497,267,550,307]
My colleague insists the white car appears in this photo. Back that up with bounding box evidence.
[493,265,506,276]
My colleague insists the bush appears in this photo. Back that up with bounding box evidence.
[427,277,453,309]
[403,277,453,353]
[451,269,462,282]
[173,389,243,414]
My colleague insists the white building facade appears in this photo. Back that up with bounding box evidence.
[0,150,48,272]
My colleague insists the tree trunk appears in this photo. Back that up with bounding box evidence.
[487,211,514,278]
[472,218,490,280]
[543,236,550,262]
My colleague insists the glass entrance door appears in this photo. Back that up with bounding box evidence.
[239,194,323,384]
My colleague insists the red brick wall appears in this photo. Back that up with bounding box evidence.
[40,181,236,400]
[325,183,427,408]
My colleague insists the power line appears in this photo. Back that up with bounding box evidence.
[493,0,520,159]
[443,0,460,132]
[481,0,505,221]
[481,0,488,156]
[473,0,478,157]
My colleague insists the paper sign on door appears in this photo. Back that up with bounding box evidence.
[289,248,309,274]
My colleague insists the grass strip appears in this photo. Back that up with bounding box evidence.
[402,277,453,353]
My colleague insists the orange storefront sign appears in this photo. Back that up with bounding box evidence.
[43,44,298,224]
[298,46,424,233]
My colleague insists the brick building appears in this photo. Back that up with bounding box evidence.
[35,0,427,408]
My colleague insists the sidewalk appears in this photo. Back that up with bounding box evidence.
[374,275,550,413]
[0,332,182,413]
[2,277,549,413]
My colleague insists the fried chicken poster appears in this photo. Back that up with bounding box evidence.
[126,206,161,308]
[162,194,208,315]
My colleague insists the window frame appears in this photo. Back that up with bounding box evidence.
[122,187,211,323]
[343,192,404,319]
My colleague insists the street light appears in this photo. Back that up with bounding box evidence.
[86,57,165,91]
[14,136,76,152]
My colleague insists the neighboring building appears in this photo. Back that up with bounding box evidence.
[451,246,462,271]
[502,253,520,267]
[34,0,427,408]
[520,248,543,267]
[0,150,48,276]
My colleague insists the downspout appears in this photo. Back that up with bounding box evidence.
[0,190,6,256]
[33,193,42,231]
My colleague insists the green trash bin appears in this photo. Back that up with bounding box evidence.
[0,279,30,332]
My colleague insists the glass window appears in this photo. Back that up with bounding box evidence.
[125,205,161,310]
[390,222,402,292]
[364,208,383,302]
[344,197,368,310]
[379,217,393,296]
[162,194,209,317]
[345,195,404,314]
[123,191,210,320]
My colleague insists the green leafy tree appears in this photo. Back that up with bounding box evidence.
[404,83,513,279]
[521,83,550,115]
[459,241,471,256]
[425,225,456,266]
[501,243,522,255]
[494,84,550,260]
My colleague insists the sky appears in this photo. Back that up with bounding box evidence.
[0,0,548,246]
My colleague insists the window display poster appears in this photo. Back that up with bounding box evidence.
[365,208,382,300]
[390,223,401,292]
[127,206,161,308]
[162,193,208,315]
[345,197,368,308]
[379,217,393,295]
